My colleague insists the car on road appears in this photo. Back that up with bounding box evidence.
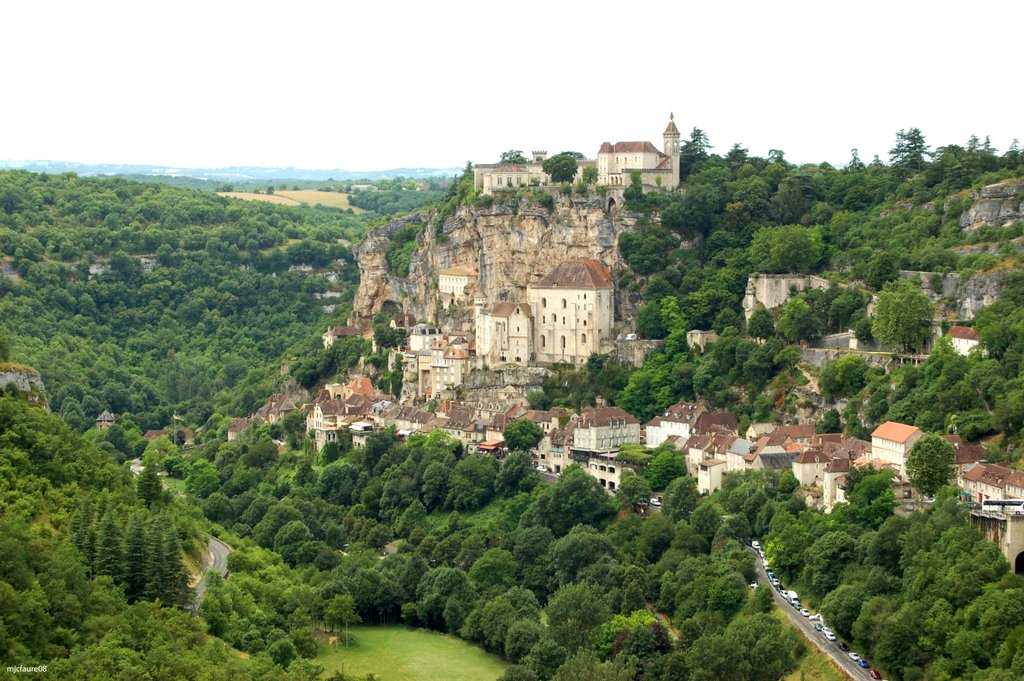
[858,659,870,669]
[848,652,860,662]
[838,641,849,651]
[808,613,821,621]
[799,608,810,617]
[813,623,823,631]
[648,497,662,507]
[751,540,761,550]
[824,632,836,641]
[870,671,882,679]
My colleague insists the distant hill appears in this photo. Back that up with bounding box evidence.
[0,159,462,182]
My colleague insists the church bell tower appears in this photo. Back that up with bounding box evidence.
[663,112,681,187]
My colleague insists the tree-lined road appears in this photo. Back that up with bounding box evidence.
[194,535,232,603]
[751,548,864,680]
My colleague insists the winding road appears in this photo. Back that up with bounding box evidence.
[194,535,232,604]
[751,547,870,680]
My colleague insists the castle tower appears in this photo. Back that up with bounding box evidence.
[663,113,681,187]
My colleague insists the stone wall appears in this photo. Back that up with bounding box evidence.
[611,338,665,368]
[743,274,833,319]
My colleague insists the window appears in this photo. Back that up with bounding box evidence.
[583,320,587,327]
[540,336,545,348]
[542,298,546,308]
[562,299,566,308]
[542,315,545,323]
[561,335,566,349]
[581,333,587,344]
[562,316,566,324]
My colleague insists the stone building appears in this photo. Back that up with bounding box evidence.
[870,421,923,479]
[439,266,478,309]
[527,259,614,365]
[597,114,680,188]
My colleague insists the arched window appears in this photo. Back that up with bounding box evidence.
[560,335,566,350]
[542,315,545,323]
[583,320,587,327]
[562,299,567,309]
[581,333,587,344]
[542,298,546,308]
[540,336,546,348]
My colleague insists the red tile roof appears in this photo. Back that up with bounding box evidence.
[948,326,979,341]
[872,421,922,444]
[579,406,639,428]
[598,141,663,155]
[490,302,533,317]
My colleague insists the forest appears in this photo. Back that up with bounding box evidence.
[2,127,1024,680]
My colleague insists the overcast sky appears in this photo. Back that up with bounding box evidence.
[2,0,1020,171]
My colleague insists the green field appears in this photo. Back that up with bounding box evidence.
[773,610,847,681]
[316,626,507,681]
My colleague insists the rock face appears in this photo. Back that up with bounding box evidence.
[960,179,1024,231]
[0,365,48,410]
[351,193,640,330]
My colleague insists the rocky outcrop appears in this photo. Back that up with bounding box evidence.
[960,179,1024,231]
[0,364,48,410]
[351,192,640,330]
[742,274,833,319]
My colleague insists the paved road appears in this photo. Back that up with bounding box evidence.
[750,548,869,681]
[194,535,232,604]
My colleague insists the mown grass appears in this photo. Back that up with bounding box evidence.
[315,626,507,681]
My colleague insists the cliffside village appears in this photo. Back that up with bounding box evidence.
[212,113,1009,513]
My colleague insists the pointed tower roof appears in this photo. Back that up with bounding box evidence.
[664,112,680,136]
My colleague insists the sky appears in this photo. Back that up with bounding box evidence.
[2,0,1021,172]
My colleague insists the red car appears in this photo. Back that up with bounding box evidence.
[870,671,882,680]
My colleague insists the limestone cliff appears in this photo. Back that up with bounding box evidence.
[959,178,1024,230]
[351,193,638,330]
[0,362,48,410]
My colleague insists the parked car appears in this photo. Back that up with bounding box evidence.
[799,608,810,617]
[751,540,761,550]
[648,497,662,507]
[749,582,758,589]
[824,632,836,641]
[536,465,548,473]
[858,659,870,669]
[870,671,882,680]
[838,641,849,651]
[808,614,821,621]
[814,623,823,631]
[848,651,859,661]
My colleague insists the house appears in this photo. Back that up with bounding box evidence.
[792,448,832,487]
[343,376,375,398]
[948,326,981,356]
[645,402,704,448]
[227,417,250,442]
[443,406,484,445]
[686,329,719,352]
[572,406,640,455]
[474,301,533,366]
[253,393,298,425]
[943,434,986,475]
[596,114,681,189]
[439,266,478,308]
[697,458,727,495]
[349,421,375,448]
[322,325,361,348]
[771,424,816,444]
[96,410,116,430]
[870,421,924,479]
[822,458,851,511]
[537,419,578,474]
[959,462,1024,503]
[408,323,443,352]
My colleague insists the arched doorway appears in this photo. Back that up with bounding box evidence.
[1015,551,1024,576]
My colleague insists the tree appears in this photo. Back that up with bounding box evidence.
[890,128,931,176]
[581,165,599,185]
[501,150,529,164]
[871,279,933,352]
[324,594,361,645]
[663,475,699,521]
[469,548,518,592]
[618,473,653,509]
[748,225,822,274]
[546,582,610,651]
[779,297,817,343]
[185,459,220,498]
[496,451,537,497]
[543,153,580,183]
[446,455,498,510]
[817,408,842,434]
[907,433,955,497]
[0,327,9,361]
[94,509,123,581]
[747,308,775,340]
[504,419,544,453]
[136,462,163,507]
[644,446,685,490]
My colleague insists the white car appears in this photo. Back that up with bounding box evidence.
[749,582,759,589]
[824,632,836,641]
[536,465,548,473]
[799,608,810,617]
[849,652,861,662]
[808,614,821,621]
[648,497,662,507]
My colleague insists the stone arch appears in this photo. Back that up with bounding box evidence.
[379,300,401,315]
[1016,551,1024,576]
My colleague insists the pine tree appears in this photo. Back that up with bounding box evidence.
[162,520,190,608]
[143,518,166,601]
[71,497,95,574]
[94,509,123,582]
[123,512,148,603]
[137,463,162,508]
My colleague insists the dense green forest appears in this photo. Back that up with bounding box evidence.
[0,171,369,437]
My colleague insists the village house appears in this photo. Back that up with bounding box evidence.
[959,462,1024,504]
[322,325,361,348]
[697,458,727,495]
[870,421,924,479]
[645,402,704,448]
[943,434,987,476]
[253,393,298,425]
[438,266,478,309]
[227,417,250,442]
[408,323,443,352]
[948,326,981,356]
[95,410,116,430]
[391,313,416,330]
[442,405,485,446]
[792,448,832,488]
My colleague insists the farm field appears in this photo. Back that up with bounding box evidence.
[278,189,364,211]
[316,626,507,681]
[216,191,300,205]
